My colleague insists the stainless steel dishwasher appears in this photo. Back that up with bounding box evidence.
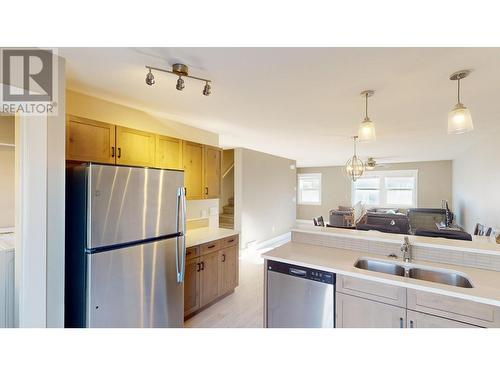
[266,260,336,328]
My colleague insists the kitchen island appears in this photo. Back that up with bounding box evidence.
[262,225,500,328]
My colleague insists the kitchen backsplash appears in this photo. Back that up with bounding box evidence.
[187,199,220,229]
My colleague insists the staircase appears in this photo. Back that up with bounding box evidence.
[219,197,234,229]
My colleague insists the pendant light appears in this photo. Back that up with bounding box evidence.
[448,70,473,134]
[345,136,365,181]
[358,90,376,142]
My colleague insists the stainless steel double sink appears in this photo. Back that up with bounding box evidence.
[354,257,473,288]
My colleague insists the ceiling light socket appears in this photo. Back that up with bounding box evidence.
[449,70,471,81]
[172,63,189,76]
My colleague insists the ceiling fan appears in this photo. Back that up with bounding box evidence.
[364,156,392,170]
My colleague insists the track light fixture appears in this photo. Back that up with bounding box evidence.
[145,63,212,96]
[145,68,155,86]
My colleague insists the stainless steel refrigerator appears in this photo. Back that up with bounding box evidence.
[65,163,186,328]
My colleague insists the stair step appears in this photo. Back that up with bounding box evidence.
[228,197,234,205]
[219,213,234,224]
[223,205,234,214]
[219,222,234,229]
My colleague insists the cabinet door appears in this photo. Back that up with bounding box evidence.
[336,292,406,328]
[219,245,239,295]
[66,115,115,163]
[183,141,204,200]
[155,135,183,170]
[203,146,221,199]
[407,310,479,328]
[200,251,220,307]
[184,257,201,317]
[115,126,155,167]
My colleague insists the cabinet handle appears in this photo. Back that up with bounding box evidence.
[410,320,414,328]
[205,187,209,195]
[400,317,404,328]
[222,254,226,262]
[117,147,121,158]
[201,261,205,271]
[111,146,115,157]
[208,244,215,249]
[196,262,201,272]
[228,239,234,243]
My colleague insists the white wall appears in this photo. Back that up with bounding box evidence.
[66,90,219,147]
[0,116,15,228]
[297,160,453,220]
[234,148,296,249]
[453,133,500,233]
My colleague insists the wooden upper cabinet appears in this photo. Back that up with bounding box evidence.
[66,115,115,163]
[204,145,221,199]
[183,141,204,200]
[155,135,183,170]
[115,126,155,167]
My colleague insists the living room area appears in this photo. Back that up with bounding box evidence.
[297,156,498,243]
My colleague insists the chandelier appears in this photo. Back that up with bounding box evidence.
[344,136,365,181]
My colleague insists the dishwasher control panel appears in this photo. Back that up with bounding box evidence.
[267,260,335,284]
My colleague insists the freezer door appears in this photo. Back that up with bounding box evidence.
[87,164,184,249]
[86,237,183,328]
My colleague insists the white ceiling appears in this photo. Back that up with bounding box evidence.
[58,47,500,167]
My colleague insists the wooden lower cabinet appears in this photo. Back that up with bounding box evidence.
[219,246,239,295]
[336,292,406,328]
[184,235,239,319]
[184,257,201,316]
[200,251,221,307]
[407,310,479,328]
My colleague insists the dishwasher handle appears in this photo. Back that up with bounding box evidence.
[289,268,307,277]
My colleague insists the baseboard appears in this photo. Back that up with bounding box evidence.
[241,232,291,255]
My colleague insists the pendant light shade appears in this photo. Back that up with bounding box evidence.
[448,103,473,134]
[344,136,365,181]
[357,90,376,142]
[448,70,473,134]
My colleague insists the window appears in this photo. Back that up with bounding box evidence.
[298,173,321,205]
[352,170,417,208]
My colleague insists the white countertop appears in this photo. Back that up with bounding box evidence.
[262,241,500,307]
[293,224,500,255]
[186,227,239,248]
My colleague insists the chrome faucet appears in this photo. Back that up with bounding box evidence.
[401,236,411,262]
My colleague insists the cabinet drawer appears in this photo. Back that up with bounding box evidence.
[407,289,500,328]
[221,235,238,248]
[186,246,200,260]
[200,240,221,255]
[406,310,480,328]
[336,275,406,307]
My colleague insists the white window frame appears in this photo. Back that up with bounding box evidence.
[297,173,322,206]
[351,170,418,208]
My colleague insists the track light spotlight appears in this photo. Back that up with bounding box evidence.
[176,76,185,91]
[145,69,155,86]
[145,64,212,96]
[203,81,211,96]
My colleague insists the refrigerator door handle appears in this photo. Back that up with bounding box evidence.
[176,187,187,283]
